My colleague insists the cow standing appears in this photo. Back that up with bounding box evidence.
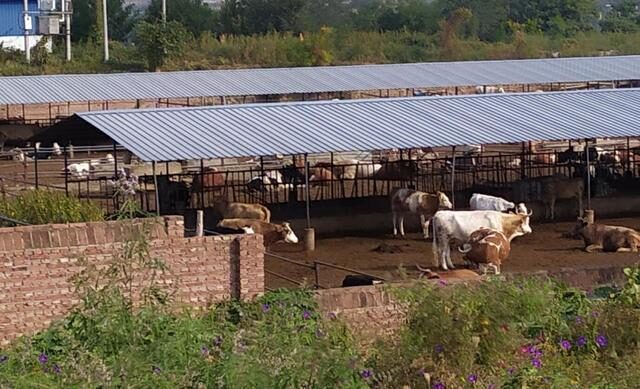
[391,188,453,239]
[216,219,298,246]
[213,200,271,223]
[571,218,640,253]
[432,210,532,271]
[540,176,583,220]
[458,228,511,274]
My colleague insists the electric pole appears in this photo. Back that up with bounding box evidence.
[162,0,167,23]
[23,0,30,63]
[103,0,109,62]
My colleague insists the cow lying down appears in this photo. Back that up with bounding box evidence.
[216,219,299,246]
[572,218,640,253]
[458,228,510,275]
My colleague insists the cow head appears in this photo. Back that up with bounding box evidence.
[568,217,590,237]
[280,222,299,244]
[504,210,533,241]
[437,191,453,209]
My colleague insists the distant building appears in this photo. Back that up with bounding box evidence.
[0,0,45,51]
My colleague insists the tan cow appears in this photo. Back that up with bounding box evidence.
[458,228,510,274]
[390,188,453,238]
[217,219,298,246]
[213,200,271,223]
[571,218,640,253]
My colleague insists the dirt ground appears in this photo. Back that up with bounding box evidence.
[266,217,640,289]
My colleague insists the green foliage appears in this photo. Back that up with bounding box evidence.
[0,190,104,225]
[134,21,192,70]
[146,0,218,36]
[72,0,139,42]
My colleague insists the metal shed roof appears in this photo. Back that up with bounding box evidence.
[53,88,640,162]
[3,55,640,105]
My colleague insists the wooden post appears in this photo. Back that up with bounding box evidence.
[583,209,595,224]
[304,227,315,252]
[152,161,160,216]
[450,146,456,208]
[196,210,204,237]
[63,145,68,196]
[585,138,591,211]
[33,145,39,189]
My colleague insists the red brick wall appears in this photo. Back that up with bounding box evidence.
[0,216,264,345]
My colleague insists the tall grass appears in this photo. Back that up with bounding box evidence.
[3,31,640,76]
[0,190,104,226]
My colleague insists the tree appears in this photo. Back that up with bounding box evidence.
[600,0,640,32]
[134,21,191,70]
[72,0,138,42]
[298,0,352,31]
[219,0,307,35]
[146,0,218,36]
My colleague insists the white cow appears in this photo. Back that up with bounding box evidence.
[432,210,532,270]
[469,193,528,214]
[475,86,505,94]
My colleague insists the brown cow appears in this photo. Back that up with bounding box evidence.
[390,188,453,238]
[213,200,271,223]
[571,218,640,253]
[309,166,335,186]
[217,219,298,246]
[540,176,583,220]
[458,228,510,274]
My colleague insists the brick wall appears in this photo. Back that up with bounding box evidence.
[315,265,629,344]
[0,216,264,345]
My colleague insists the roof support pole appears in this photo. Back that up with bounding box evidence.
[450,146,456,208]
[626,137,631,174]
[152,161,160,216]
[199,159,205,208]
[304,153,311,229]
[585,138,591,211]
[34,145,39,189]
[63,145,68,196]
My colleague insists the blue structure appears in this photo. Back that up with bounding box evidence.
[0,0,38,37]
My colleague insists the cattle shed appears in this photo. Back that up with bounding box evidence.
[1,55,640,127]
[27,87,640,230]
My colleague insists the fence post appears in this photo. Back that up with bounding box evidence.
[63,145,69,196]
[450,146,456,208]
[314,261,320,289]
[196,210,204,237]
[33,145,39,189]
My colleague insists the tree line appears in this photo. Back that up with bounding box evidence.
[74,0,640,43]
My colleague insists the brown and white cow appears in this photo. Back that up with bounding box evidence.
[217,219,298,246]
[390,188,453,239]
[458,228,510,274]
[309,166,335,186]
[213,200,271,223]
[571,218,640,253]
[432,210,532,271]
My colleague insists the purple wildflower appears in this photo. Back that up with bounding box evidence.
[488,385,496,389]
[38,353,48,365]
[591,311,600,318]
[152,366,161,374]
[433,382,446,389]
[302,310,312,320]
[575,316,583,324]
[468,374,478,384]
[0,355,7,364]
[596,334,608,348]
[531,358,542,369]
[328,312,337,320]
[315,328,325,338]
[434,344,444,354]
[360,369,373,379]
[576,336,587,347]
[560,339,572,351]
[53,364,61,374]
[507,368,516,375]
[213,335,223,347]
[438,279,448,286]
[416,368,425,376]
[261,303,270,312]
[201,346,210,357]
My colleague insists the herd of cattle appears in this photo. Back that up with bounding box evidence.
[210,180,640,282]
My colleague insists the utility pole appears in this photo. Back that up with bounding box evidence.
[103,0,109,62]
[162,0,166,22]
[65,0,71,61]
[23,0,31,63]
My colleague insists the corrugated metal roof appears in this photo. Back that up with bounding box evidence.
[2,55,640,105]
[63,88,640,162]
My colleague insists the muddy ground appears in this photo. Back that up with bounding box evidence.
[266,217,640,289]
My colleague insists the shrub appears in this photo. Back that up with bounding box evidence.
[0,190,104,226]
